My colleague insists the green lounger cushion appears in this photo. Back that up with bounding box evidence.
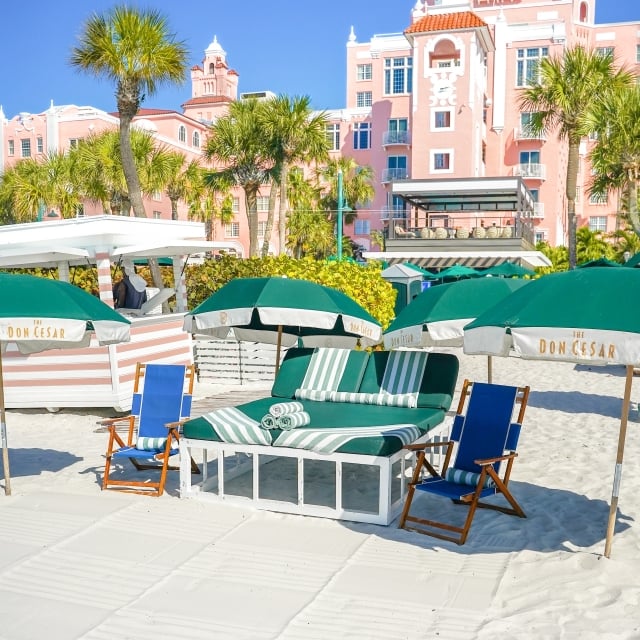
[183,397,445,456]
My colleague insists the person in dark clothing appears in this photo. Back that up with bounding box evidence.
[112,261,147,310]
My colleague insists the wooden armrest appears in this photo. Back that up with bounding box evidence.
[404,440,452,451]
[98,415,132,427]
[475,452,518,466]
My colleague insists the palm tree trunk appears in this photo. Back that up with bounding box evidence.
[566,141,580,270]
[278,163,289,255]
[261,181,278,257]
[245,187,260,257]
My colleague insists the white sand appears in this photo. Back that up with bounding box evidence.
[0,352,639,639]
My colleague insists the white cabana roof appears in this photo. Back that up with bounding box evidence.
[0,216,239,268]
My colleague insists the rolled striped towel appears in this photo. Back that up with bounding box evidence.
[278,411,311,431]
[269,401,305,418]
[260,414,278,430]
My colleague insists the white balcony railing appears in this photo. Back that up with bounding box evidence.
[532,202,544,218]
[514,127,546,141]
[382,130,411,146]
[381,206,406,221]
[382,168,410,183]
[513,163,546,180]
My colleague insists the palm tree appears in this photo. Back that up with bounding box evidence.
[70,5,188,287]
[576,226,615,264]
[204,98,275,257]
[588,85,640,234]
[260,95,330,255]
[518,46,632,269]
[188,170,235,242]
[610,228,640,263]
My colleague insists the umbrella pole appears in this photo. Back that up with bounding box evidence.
[274,325,283,378]
[0,352,11,496]
[604,364,633,558]
[487,355,493,384]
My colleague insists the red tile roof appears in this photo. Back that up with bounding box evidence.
[181,95,233,106]
[406,11,487,34]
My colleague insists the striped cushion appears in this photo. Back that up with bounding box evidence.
[381,350,428,396]
[136,436,171,451]
[444,467,496,489]
[203,406,272,446]
[273,424,421,454]
[325,391,417,408]
[297,348,350,392]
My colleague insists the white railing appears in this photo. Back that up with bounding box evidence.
[381,206,406,220]
[382,168,410,183]
[382,130,411,146]
[514,127,546,141]
[513,163,546,179]
[532,202,544,218]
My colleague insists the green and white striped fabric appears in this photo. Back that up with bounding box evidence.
[269,401,305,417]
[203,406,272,446]
[297,348,351,393]
[294,389,333,402]
[260,414,278,430]
[325,391,416,408]
[444,467,496,489]
[378,351,428,408]
[273,424,421,454]
[278,411,311,431]
[136,436,171,451]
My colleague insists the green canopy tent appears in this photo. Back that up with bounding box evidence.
[0,273,131,495]
[577,257,622,268]
[436,264,481,283]
[463,267,640,558]
[183,276,382,375]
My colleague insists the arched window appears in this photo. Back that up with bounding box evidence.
[193,131,200,148]
[579,1,588,22]
[178,125,186,143]
[208,63,215,74]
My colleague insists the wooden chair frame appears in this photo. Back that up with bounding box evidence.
[102,362,199,497]
[398,379,530,544]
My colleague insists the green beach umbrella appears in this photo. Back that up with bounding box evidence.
[436,263,481,282]
[183,276,382,374]
[483,261,536,278]
[577,257,622,268]
[384,277,529,381]
[463,267,640,558]
[0,273,131,496]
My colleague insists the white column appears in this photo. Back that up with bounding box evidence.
[492,10,508,134]
[96,251,115,307]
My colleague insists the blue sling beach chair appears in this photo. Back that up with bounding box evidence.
[399,378,530,544]
[102,363,198,497]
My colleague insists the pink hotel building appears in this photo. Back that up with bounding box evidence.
[0,0,638,265]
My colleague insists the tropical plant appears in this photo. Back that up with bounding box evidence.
[260,95,330,255]
[518,46,633,269]
[576,226,615,264]
[588,84,640,235]
[203,98,275,256]
[536,240,568,273]
[609,228,640,263]
[71,5,188,288]
[188,170,235,242]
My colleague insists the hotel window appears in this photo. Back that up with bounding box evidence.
[75,204,85,218]
[357,64,372,81]
[326,123,340,151]
[225,222,240,237]
[353,122,371,149]
[433,151,452,171]
[354,219,370,235]
[589,193,608,205]
[356,91,372,108]
[21,139,31,158]
[535,230,547,243]
[178,125,186,143]
[152,190,162,201]
[69,138,80,149]
[36,136,43,153]
[589,216,607,231]
[152,210,162,219]
[192,131,200,148]
[637,44,640,63]
[232,197,240,213]
[8,140,14,156]
[384,57,412,95]
[258,221,267,237]
[434,110,452,129]
[257,196,269,212]
[596,47,614,58]
[516,47,549,87]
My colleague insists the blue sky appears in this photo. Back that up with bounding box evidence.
[0,0,637,119]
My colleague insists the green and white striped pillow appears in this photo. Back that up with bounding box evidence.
[136,436,169,451]
[444,467,496,489]
[298,348,350,392]
[381,351,428,396]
